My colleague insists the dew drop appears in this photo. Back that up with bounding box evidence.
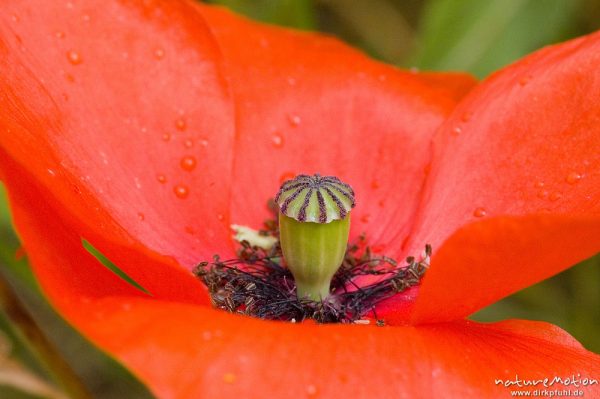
[180,156,197,171]
[534,181,545,188]
[549,191,562,202]
[473,207,487,218]
[217,214,225,221]
[162,133,171,142]
[565,172,582,185]
[175,118,187,131]
[82,13,91,22]
[183,138,194,148]
[288,114,301,127]
[154,47,165,60]
[460,112,472,122]
[537,189,549,200]
[173,184,189,199]
[378,74,387,82]
[222,373,236,384]
[11,14,20,22]
[451,126,462,136]
[271,134,284,148]
[185,225,195,235]
[360,214,371,223]
[156,174,167,184]
[66,50,82,65]
[137,212,145,221]
[518,76,531,86]
[47,168,56,177]
[370,180,380,189]
[378,200,385,208]
[306,384,318,397]
[55,31,65,39]
[287,76,297,86]
[202,331,212,340]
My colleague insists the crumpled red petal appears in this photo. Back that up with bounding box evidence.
[404,30,600,322]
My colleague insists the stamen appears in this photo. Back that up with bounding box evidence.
[194,200,430,324]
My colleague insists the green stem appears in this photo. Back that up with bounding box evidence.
[0,267,93,399]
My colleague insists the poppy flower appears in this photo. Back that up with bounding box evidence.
[1,1,599,398]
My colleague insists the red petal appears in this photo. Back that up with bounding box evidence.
[0,0,237,269]
[198,6,476,256]
[76,299,600,398]
[405,31,600,322]
[411,215,600,324]
[0,148,208,306]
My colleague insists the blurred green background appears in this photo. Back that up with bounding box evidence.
[1,0,599,397]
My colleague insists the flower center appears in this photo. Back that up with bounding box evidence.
[194,174,430,324]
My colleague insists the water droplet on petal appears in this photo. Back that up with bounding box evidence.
[222,373,236,384]
[55,31,65,39]
[537,190,549,200]
[82,14,91,22]
[288,114,301,127]
[137,212,145,221]
[287,76,297,86]
[11,14,20,22]
[565,172,582,185]
[378,199,385,208]
[180,156,197,171]
[271,134,284,148]
[200,138,209,147]
[217,214,225,221]
[451,127,462,136]
[360,214,371,223]
[162,133,171,142]
[370,180,380,189]
[460,112,472,122]
[156,174,167,184]
[183,138,194,148]
[47,168,56,177]
[185,225,195,235]
[154,47,165,60]
[175,118,187,131]
[473,207,487,218]
[174,184,189,199]
[67,50,82,65]
[519,76,531,86]
[534,181,545,188]
[549,191,562,202]
[306,384,318,397]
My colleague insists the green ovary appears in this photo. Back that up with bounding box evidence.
[279,213,350,301]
